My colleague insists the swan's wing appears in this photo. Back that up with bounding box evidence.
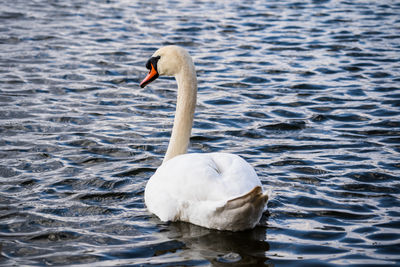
[146,153,260,204]
[144,152,266,229]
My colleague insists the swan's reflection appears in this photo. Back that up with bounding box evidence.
[158,217,270,265]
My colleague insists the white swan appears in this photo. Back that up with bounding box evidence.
[140,46,267,231]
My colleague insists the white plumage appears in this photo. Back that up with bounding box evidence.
[140,46,267,231]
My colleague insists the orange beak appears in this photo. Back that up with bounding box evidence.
[140,63,159,88]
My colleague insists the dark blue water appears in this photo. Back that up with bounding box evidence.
[1,0,400,266]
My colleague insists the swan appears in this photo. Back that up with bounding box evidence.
[140,45,267,231]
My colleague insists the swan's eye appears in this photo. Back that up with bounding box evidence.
[145,60,151,70]
[146,56,161,70]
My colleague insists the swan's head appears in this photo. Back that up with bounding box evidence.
[140,45,191,88]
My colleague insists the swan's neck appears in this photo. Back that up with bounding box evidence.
[163,59,197,163]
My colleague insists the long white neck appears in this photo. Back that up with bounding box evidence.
[163,57,197,163]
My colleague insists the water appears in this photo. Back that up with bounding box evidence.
[1,0,399,266]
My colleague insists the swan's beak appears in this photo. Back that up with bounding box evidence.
[140,63,159,88]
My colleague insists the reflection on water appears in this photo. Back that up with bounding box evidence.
[163,221,269,265]
[1,0,400,266]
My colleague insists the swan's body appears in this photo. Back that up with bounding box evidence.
[140,46,267,231]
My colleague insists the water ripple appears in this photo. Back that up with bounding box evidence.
[1,0,399,266]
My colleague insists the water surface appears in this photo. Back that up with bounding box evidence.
[1,0,400,266]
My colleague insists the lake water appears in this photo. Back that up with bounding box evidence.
[1,0,400,266]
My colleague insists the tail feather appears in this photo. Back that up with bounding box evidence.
[226,186,267,209]
[214,186,268,231]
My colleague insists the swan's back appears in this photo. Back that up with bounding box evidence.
[144,153,267,231]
